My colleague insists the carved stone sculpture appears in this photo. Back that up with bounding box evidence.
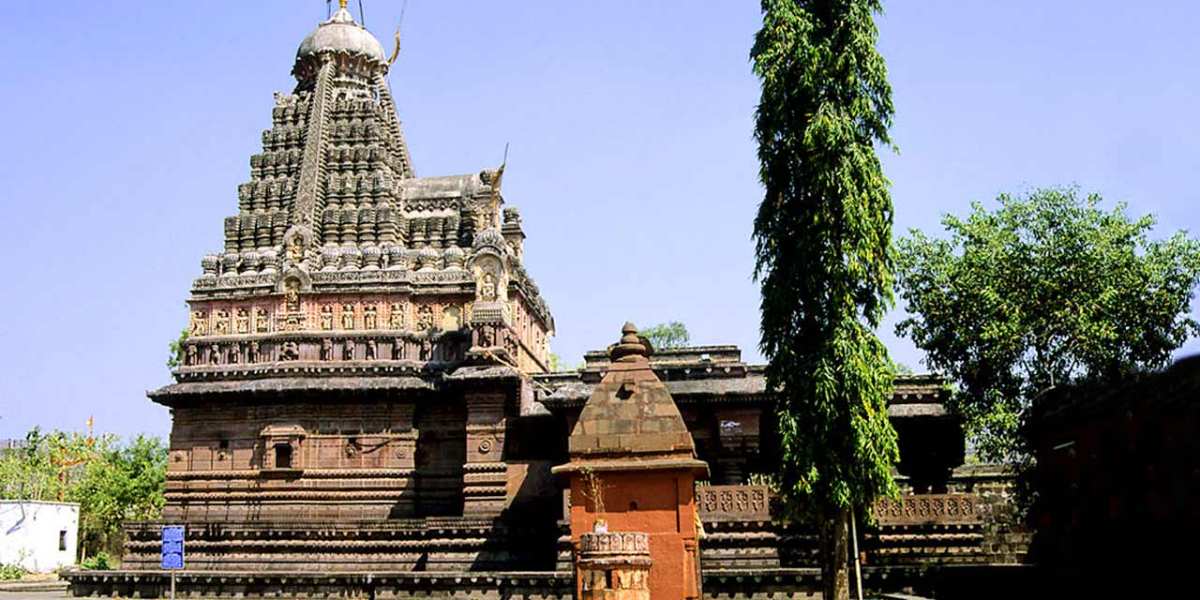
[416,305,433,331]
[389,303,405,329]
[214,310,230,335]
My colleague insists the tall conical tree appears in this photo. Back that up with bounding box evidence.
[751,1,900,598]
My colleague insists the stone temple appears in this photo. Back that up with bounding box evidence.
[68,6,1028,598]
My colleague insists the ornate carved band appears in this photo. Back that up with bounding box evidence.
[578,532,650,557]
[872,493,983,526]
[696,485,771,523]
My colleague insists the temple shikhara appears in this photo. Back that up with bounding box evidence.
[68,6,1027,598]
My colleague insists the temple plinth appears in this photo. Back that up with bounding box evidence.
[554,323,708,600]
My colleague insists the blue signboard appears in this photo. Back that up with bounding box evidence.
[161,526,185,570]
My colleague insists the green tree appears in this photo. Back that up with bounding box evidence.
[167,328,189,369]
[751,1,899,598]
[71,435,167,557]
[638,321,690,350]
[896,187,1200,460]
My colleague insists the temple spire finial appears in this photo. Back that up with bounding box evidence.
[339,0,349,9]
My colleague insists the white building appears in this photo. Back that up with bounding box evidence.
[0,501,79,572]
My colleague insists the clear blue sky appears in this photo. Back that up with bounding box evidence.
[2,1,1199,439]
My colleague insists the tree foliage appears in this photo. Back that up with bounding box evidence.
[0,429,167,558]
[896,188,1200,460]
[638,321,690,350]
[167,328,188,369]
[752,0,899,596]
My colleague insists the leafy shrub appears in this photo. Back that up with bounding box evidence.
[80,552,111,570]
[0,563,25,581]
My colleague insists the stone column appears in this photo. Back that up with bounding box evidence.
[577,531,652,600]
[463,392,508,516]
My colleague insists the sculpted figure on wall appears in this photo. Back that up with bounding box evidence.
[255,308,269,333]
[480,272,498,301]
[286,235,304,264]
[321,338,333,361]
[283,278,301,313]
[364,305,378,330]
[366,339,377,360]
[341,304,356,330]
[190,311,208,336]
[214,310,230,335]
[236,308,249,334]
[442,306,462,330]
[416,305,434,331]
[389,302,406,329]
[321,305,334,330]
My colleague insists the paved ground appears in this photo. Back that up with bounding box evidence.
[0,593,67,600]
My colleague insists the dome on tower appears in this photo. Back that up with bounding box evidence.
[297,6,387,64]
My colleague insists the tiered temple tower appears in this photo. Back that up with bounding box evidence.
[130,4,556,570]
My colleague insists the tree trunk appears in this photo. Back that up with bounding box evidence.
[820,507,852,600]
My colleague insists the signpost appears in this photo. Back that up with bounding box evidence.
[161,525,185,600]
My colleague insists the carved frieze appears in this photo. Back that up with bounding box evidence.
[696,485,771,523]
[873,493,982,526]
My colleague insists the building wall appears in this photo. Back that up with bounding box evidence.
[0,501,78,572]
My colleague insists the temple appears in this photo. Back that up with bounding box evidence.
[69,7,1026,599]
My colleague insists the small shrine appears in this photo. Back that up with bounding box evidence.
[553,323,708,600]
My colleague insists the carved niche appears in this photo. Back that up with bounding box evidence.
[260,424,306,471]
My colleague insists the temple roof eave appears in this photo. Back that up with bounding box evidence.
[147,375,436,405]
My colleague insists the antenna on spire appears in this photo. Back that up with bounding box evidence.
[358,0,366,27]
[327,0,332,19]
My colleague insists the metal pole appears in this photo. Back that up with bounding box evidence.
[170,571,176,600]
[850,511,864,600]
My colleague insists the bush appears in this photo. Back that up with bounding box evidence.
[80,552,111,570]
[0,563,25,581]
